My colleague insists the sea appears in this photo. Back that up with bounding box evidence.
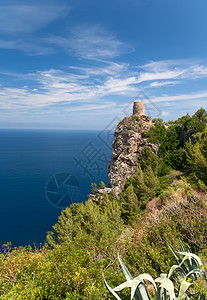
[0,129,113,247]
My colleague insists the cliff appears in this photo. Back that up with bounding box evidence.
[108,115,159,198]
[89,114,159,201]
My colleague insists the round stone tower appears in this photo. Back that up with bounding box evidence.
[133,101,145,116]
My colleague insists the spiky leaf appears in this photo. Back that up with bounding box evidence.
[103,276,122,300]
[155,277,176,300]
[118,252,133,281]
[178,279,192,298]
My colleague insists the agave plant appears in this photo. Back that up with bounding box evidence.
[166,240,205,300]
[103,241,206,300]
[103,252,157,300]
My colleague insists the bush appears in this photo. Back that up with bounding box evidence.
[183,126,207,185]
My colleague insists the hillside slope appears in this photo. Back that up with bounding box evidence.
[0,108,206,299]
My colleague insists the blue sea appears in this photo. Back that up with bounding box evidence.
[0,129,112,247]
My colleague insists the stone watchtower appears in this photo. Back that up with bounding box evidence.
[133,101,145,116]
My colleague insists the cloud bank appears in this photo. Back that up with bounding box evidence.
[0,59,207,116]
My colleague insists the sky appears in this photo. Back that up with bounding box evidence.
[0,0,207,129]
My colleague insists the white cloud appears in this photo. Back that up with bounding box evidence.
[0,38,56,55]
[140,60,194,72]
[68,62,129,78]
[149,81,180,87]
[100,76,137,94]
[0,17,131,58]
[0,61,136,113]
[1,59,207,117]
[138,70,184,83]
[151,90,207,103]
[47,25,132,60]
[137,59,207,84]
[161,110,170,116]
[0,2,70,55]
[0,3,69,34]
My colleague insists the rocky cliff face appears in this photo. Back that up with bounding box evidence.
[108,115,159,199]
[89,114,159,201]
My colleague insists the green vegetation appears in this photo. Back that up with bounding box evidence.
[183,126,207,185]
[0,108,206,299]
[131,115,142,125]
[104,242,206,300]
[143,107,207,174]
[91,181,106,194]
[121,147,161,217]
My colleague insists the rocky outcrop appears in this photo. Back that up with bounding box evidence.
[89,188,112,202]
[108,115,159,199]
[89,114,159,202]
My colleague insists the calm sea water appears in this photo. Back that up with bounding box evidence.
[0,129,112,247]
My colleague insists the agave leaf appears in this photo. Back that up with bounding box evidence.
[113,277,151,300]
[187,245,191,253]
[178,279,192,298]
[156,286,167,300]
[178,252,202,264]
[131,280,143,300]
[113,280,132,292]
[103,276,122,300]
[163,288,167,300]
[168,242,182,264]
[160,274,167,278]
[191,257,200,270]
[155,277,168,284]
[178,252,203,270]
[186,268,203,277]
[134,273,157,292]
[133,287,140,300]
[168,244,189,275]
[168,265,181,279]
[185,268,203,282]
[156,287,162,300]
[118,252,133,281]
[155,277,176,300]
[179,239,186,252]
[179,240,192,271]
[117,253,142,300]
[132,281,150,300]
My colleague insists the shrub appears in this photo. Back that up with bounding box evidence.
[104,242,206,300]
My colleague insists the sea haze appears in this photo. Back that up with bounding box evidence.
[0,129,112,247]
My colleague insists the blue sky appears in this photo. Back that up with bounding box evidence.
[0,0,207,129]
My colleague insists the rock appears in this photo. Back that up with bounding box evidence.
[96,188,112,194]
[90,114,159,203]
[89,188,112,202]
[108,115,159,199]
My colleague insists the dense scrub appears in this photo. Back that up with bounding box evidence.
[0,109,206,299]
